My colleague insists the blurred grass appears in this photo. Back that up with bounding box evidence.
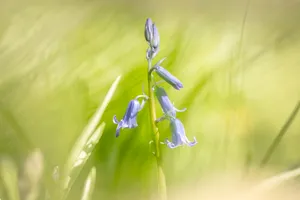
[0,0,300,199]
[0,158,19,200]
[80,167,96,200]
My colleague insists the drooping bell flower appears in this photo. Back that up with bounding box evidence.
[154,86,186,118]
[113,96,147,137]
[165,118,197,148]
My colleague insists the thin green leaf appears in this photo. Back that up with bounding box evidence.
[81,167,97,200]
[63,75,121,189]
[0,158,20,200]
[63,123,105,199]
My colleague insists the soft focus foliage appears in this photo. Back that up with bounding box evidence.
[0,0,300,199]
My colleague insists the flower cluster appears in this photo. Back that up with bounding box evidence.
[113,18,197,148]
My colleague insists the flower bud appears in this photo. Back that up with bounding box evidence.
[144,18,153,43]
[154,66,183,90]
[150,24,160,48]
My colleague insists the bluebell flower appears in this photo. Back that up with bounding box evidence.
[165,118,197,148]
[144,18,153,43]
[154,86,186,118]
[154,66,183,90]
[113,96,147,137]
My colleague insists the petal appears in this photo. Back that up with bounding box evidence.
[171,118,185,137]
[113,115,119,124]
[144,18,153,43]
[180,131,197,147]
[146,48,152,60]
[123,100,140,124]
[170,118,198,147]
[187,137,197,147]
[115,120,129,137]
[151,24,160,48]
[154,86,176,117]
[129,100,141,118]
[122,100,134,122]
[128,117,138,128]
[114,98,142,137]
[115,123,123,137]
[120,99,141,129]
[166,139,180,149]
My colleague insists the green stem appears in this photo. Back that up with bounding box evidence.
[260,100,300,167]
[147,58,167,200]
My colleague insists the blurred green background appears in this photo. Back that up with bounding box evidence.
[0,0,300,199]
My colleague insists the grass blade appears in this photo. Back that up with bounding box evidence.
[260,100,300,167]
[64,75,121,178]
[81,167,97,200]
[63,123,105,199]
[62,73,120,200]
[254,167,300,191]
[0,158,20,200]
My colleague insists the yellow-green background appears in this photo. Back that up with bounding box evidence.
[0,0,300,199]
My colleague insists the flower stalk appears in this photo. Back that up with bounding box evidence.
[113,17,197,200]
[147,58,167,200]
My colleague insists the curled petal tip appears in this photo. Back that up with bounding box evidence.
[194,137,197,142]
[165,139,179,149]
[113,115,119,124]
[188,137,197,147]
[167,143,178,149]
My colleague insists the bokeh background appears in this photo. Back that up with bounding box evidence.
[1,0,300,199]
